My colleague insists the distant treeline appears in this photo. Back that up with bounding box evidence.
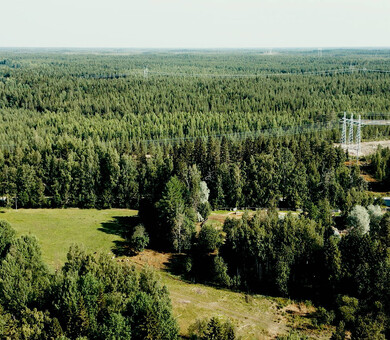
[1,52,390,142]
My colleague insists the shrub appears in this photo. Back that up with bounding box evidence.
[129,225,149,253]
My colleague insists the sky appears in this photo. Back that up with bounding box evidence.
[1,0,389,48]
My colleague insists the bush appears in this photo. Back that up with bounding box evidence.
[212,256,231,287]
[331,321,346,340]
[189,316,235,340]
[352,316,386,340]
[315,306,335,325]
[276,331,309,340]
[367,205,384,234]
[347,206,370,235]
[198,225,222,253]
[337,295,359,326]
[129,225,149,253]
[198,202,212,221]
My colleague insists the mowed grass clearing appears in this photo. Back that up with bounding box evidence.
[0,209,333,339]
[0,208,137,268]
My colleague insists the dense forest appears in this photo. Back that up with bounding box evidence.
[175,207,390,340]
[0,50,390,339]
[0,50,390,210]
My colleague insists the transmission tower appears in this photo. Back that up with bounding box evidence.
[348,113,354,146]
[355,115,362,160]
[340,113,365,161]
[143,67,148,78]
[318,48,322,57]
[341,112,347,147]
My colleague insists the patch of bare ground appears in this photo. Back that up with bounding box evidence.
[209,210,255,224]
[283,303,315,317]
[361,173,378,182]
[281,303,334,340]
[124,249,171,270]
[335,140,390,157]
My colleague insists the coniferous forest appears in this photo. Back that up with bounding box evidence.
[0,49,389,339]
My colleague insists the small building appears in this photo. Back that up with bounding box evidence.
[383,197,390,207]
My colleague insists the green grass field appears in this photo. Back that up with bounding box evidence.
[0,208,333,339]
[0,208,137,268]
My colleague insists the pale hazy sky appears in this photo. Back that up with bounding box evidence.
[1,0,389,48]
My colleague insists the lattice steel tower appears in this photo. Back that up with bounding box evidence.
[341,112,347,146]
[355,115,362,159]
[340,113,364,160]
[348,113,354,146]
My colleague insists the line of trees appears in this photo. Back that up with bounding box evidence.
[0,135,372,212]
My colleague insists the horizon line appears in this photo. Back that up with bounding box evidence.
[1,46,390,50]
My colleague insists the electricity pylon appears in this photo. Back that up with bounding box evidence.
[340,113,364,161]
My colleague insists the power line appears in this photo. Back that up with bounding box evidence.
[137,121,338,145]
[146,68,354,78]
[138,113,390,145]
[144,67,390,79]
[73,67,390,80]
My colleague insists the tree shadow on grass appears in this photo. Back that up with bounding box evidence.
[99,216,140,256]
[164,253,189,276]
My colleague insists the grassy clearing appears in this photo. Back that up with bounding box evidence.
[0,209,333,339]
[129,250,285,339]
[0,208,137,268]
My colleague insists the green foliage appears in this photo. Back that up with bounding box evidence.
[0,223,178,339]
[0,235,50,313]
[0,51,386,213]
[347,205,370,235]
[370,146,390,183]
[0,220,15,258]
[220,213,323,295]
[377,212,390,246]
[276,331,309,340]
[367,205,384,234]
[197,225,222,254]
[129,225,149,253]
[198,202,212,221]
[324,236,342,285]
[212,256,232,288]
[315,306,335,326]
[1,51,390,338]
[331,321,346,340]
[351,316,386,340]
[337,296,359,326]
[188,316,235,340]
[156,176,196,252]
[100,313,131,340]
